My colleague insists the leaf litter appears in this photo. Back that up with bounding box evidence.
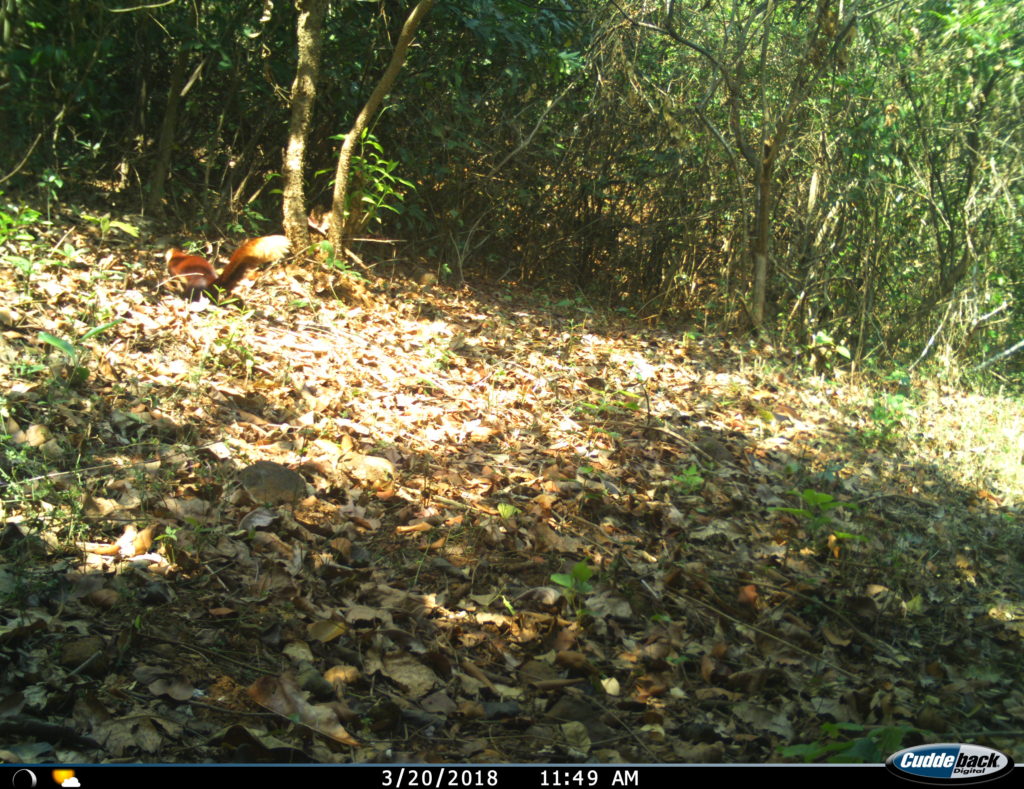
[0,224,1022,765]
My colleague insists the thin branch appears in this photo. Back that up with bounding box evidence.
[110,0,176,11]
[0,132,42,185]
[971,337,1024,372]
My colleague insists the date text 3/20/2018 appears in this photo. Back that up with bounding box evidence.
[379,768,641,788]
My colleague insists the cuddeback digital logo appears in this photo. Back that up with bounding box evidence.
[886,743,1015,784]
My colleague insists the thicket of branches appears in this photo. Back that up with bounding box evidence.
[2,0,1021,376]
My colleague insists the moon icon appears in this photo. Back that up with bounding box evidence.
[12,770,38,789]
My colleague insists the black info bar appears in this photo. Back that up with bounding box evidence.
[5,763,888,789]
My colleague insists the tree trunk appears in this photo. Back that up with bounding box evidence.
[144,50,189,216]
[751,159,773,328]
[327,0,435,252]
[282,0,328,244]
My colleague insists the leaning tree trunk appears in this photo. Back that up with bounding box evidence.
[327,0,435,253]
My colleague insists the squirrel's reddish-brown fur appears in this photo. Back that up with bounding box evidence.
[165,235,290,296]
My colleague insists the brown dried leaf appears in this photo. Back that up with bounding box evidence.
[247,675,359,746]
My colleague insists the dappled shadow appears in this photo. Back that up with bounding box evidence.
[2,224,1022,765]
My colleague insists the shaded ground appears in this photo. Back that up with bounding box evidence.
[1,217,1022,764]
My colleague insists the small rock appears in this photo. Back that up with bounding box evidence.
[238,461,307,506]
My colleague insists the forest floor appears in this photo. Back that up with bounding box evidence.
[1,212,1023,765]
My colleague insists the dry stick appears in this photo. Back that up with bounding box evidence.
[432,494,499,517]
[48,227,76,254]
[186,700,275,718]
[587,696,662,763]
[0,716,99,749]
[66,650,104,678]
[7,440,217,487]
[602,419,726,466]
[145,633,264,673]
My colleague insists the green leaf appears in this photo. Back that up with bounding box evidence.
[38,332,77,362]
[801,489,835,509]
[80,319,124,341]
[570,561,593,582]
[108,220,140,237]
[6,256,35,275]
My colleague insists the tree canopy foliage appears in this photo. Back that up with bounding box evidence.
[1,0,1022,377]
